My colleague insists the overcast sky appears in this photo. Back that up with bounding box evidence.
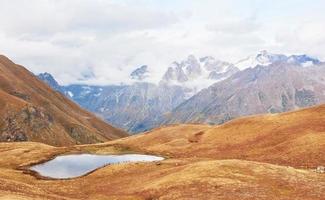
[0,0,325,85]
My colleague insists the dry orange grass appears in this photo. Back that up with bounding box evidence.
[0,142,324,200]
[0,104,324,199]
[110,104,325,168]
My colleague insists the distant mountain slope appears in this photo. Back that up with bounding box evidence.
[87,82,188,133]
[37,77,188,133]
[37,72,63,93]
[0,55,127,146]
[162,61,325,125]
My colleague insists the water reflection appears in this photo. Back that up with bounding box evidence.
[30,154,164,179]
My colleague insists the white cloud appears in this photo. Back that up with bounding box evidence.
[0,0,178,37]
[0,0,324,85]
[206,17,260,35]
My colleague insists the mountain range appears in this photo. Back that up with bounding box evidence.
[38,54,239,133]
[38,51,325,133]
[164,61,325,125]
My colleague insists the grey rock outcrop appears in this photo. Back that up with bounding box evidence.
[316,166,325,173]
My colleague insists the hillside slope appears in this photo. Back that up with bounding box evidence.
[0,105,324,199]
[113,104,325,168]
[0,55,127,146]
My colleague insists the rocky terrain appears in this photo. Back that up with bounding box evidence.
[0,55,127,146]
[0,104,324,199]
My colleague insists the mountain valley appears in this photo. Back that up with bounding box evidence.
[2,1,325,199]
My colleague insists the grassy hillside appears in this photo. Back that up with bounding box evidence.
[0,55,127,146]
[112,104,325,168]
[0,104,323,199]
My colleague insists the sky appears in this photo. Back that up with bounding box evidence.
[0,0,325,85]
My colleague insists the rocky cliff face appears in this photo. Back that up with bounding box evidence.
[161,55,239,88]
[0,105,53,142]
[0,55,127,146]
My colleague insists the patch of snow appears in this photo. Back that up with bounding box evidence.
[302,61,314,67]
[67,91,74,97]
[82,86,89,89]
[235,55,270,70]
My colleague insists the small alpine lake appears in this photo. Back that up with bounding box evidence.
[29,154,164,179]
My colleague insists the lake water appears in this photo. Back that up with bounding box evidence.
[30,154,164,179]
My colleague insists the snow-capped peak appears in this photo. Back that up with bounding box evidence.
[161,55,239,93]
[234,50,322,70]
[235,50,287,70]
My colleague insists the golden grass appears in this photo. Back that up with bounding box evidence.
[106,104,325,168]
[0,105,324,199]
[0,142,324,200]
